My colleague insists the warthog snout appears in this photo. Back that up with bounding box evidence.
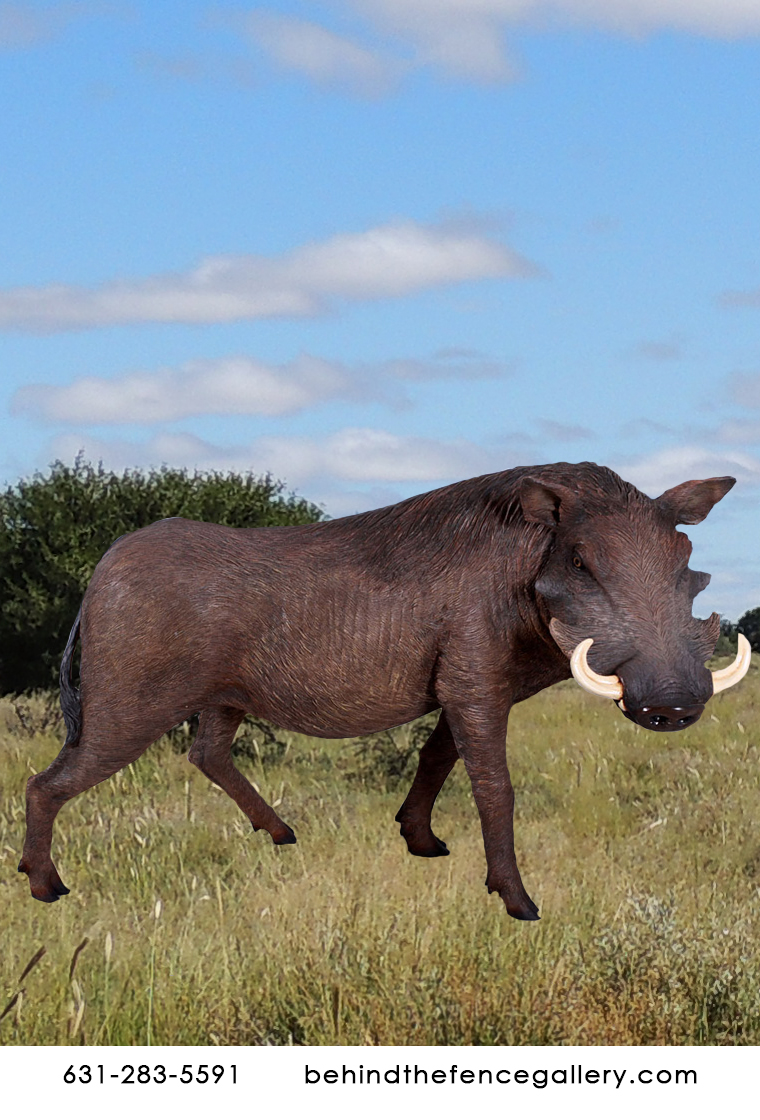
[624,704,704,732]
[564,634,751,732]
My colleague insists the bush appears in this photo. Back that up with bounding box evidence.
[738,607,760,653]
[0,691,63,738]
[348,714,438,790]
[165,714,289,767]
[0,456,325,693]
[713,617,739,656]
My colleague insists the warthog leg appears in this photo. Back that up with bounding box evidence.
[19,730,154,902]
[395,711,458,857]
[448,705,539,922]
[188,707,296,845]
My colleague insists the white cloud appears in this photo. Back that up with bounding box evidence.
[135,50,258,88]
[613,444,760,496]
[714,419,760,444]
[537,418,594,441]
[136,52,210,84]
[0,2,56,46]
[245,11,402,96]
[48,426,495,488]
[719,286,760,308]
[730,371,760,409]
[0,219,535,332]
[255,428,493,483]
[13,348,511,424]
[618,418,678,439]
[353,0,760,41]
[349,0,518,82]
[629,338,684,362]
[0,2,122,49]
[15,355,365,424]
[378,349,514,382]
[263,0,760,87]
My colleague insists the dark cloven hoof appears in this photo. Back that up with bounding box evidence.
[408,839,450,858]
[31,881,70,903]
[397,818,450,858]
[19,861,70,902]
[508,906,540,922]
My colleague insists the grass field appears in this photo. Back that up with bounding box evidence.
[1,657,760,1046]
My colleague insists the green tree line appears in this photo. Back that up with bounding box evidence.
[721,610,760,655]
[0,457,325,694]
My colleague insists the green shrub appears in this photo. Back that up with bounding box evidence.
[348,714,438,790]
[738,607,760,652]
[165,714,289,767]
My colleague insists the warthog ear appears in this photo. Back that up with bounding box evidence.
[689,612,721,661]
[520,478,583,527]
[656,476,735,525]
[689,569,711,598]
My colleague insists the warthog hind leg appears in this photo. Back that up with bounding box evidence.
[395,711,458,857]
[19,729,155,902]
[188,707,296,845]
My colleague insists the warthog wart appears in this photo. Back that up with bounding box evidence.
[19,462,750,919]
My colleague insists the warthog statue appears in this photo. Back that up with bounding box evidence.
[19,462,750,919]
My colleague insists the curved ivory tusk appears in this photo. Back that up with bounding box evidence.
[711,633,752,695]
[569,638,624,700]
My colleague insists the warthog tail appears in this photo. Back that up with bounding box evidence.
[59,607,82,747]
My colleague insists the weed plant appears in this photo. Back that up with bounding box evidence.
[1,655,759,1045]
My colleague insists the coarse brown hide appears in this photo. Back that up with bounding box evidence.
[18,462,737,920]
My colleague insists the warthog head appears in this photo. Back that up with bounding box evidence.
[522,473,750,731]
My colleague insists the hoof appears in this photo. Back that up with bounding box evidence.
[507,905,540,922]
[19,860,69,902]
[397,819,450,857]
[273,825,297,845]
[30,878,70,903]
[407,837,450,858]
[488,880,539,921]
[31,887,66,904]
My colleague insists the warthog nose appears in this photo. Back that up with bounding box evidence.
[630,705,704,732]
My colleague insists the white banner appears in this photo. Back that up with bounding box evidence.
[0,1044,751,1120]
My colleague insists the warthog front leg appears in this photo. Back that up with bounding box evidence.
[447,705,539,922]
[395,711,458,856]
[188,707,296,845]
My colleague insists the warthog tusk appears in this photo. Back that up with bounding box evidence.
[569,638,624,701]
[711,633,752,694]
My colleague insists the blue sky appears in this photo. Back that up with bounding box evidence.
[1,0,759,620]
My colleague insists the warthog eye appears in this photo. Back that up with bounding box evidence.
[572,554,584,570]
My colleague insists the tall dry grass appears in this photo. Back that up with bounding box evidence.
[1,658,759,1046]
